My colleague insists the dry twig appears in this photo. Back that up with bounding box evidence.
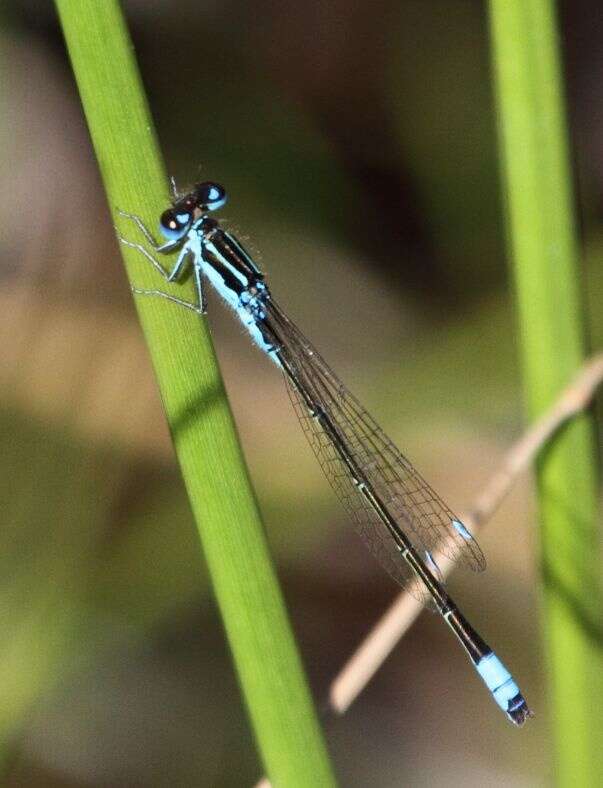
[256,353,603,786]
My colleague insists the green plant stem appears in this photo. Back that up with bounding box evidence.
[489,1,602,782]
[54,2,336,784]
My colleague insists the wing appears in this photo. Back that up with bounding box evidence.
[265,299,485,600]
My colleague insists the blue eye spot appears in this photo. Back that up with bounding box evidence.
[195,182,227,212]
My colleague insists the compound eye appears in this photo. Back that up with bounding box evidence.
[195,182,227,212]
[159,208,191,240]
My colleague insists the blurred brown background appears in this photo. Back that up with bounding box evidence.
[2,1,602,785]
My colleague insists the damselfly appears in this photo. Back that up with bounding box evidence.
[118,181,532,725]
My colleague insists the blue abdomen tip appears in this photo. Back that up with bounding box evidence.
[476,653,532,725]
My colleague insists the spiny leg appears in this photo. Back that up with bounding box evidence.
[117,209,177,253]
[132,287,205,315]
[167,246,192,283]
[118,236,170,279]
[193,263,208,313]
[117,209,163,248]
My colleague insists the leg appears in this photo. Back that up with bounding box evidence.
[167,246,192,283]
[118,236,170,280]
[193,263,208,313]
[132,258,206,315]
[117,209,162,248]
[125,239,204,313]
[117,209,177,253]
[131,287,205,315]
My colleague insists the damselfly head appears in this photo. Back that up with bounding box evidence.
[158,182,226,240]
[193,182,227,212]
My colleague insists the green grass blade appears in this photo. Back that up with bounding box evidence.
[54,2,336,784]
[488,1,602,782]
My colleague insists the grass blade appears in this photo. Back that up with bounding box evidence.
[54,2,336,784]
[488,1,602,782]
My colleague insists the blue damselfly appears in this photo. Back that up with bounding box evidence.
[118,181,531,726]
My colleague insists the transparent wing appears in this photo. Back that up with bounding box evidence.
[265,300,485,600]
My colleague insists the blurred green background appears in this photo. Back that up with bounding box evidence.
[1,1,602,785]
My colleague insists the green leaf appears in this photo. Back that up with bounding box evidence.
[489,1,603,782]
[54,2,335,784]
